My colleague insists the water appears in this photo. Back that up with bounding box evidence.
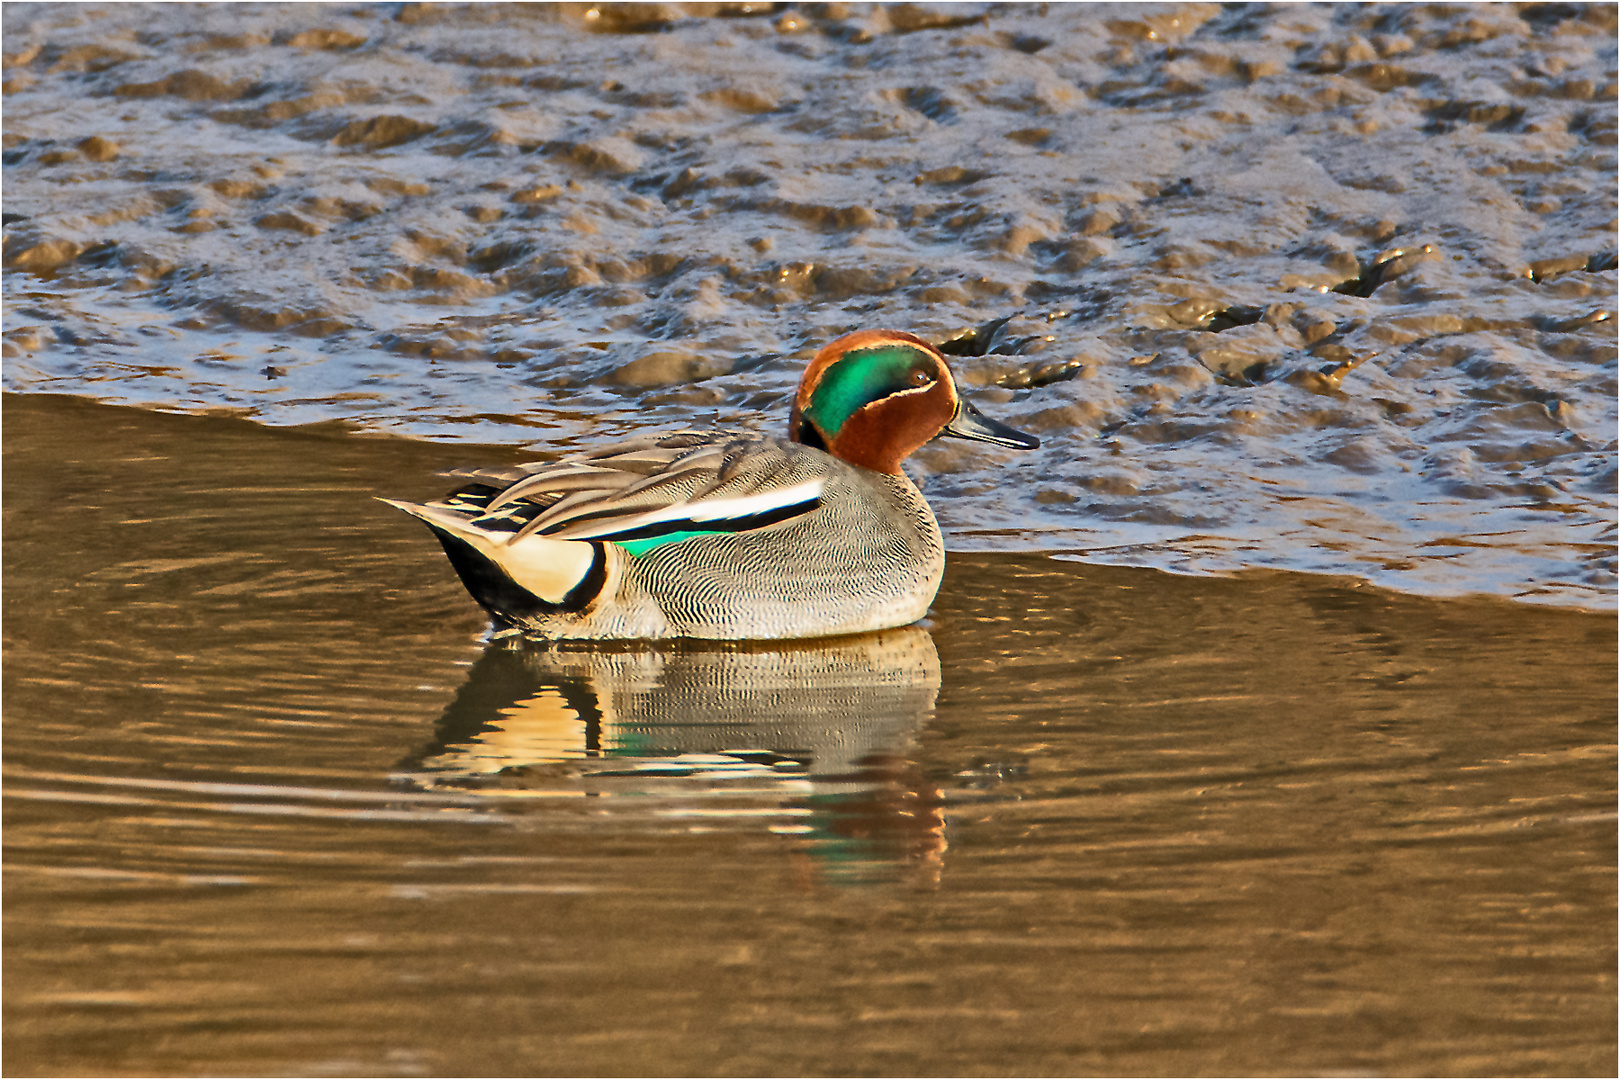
[4,3,1617,1073]
[4,393,1614,1075]
[2,1,1616,605]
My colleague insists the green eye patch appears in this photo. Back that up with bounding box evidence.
[802,345,935,438]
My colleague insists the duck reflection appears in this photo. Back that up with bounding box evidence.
[398,627,946,882]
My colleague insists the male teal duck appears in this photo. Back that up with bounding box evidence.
[387,329,1039,640]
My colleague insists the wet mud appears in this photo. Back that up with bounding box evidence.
[2,2,1615,605]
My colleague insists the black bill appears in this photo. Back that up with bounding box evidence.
[940,398,1041,450]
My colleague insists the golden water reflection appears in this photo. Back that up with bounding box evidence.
[400,629,947,881]
[5,394,1612,1076]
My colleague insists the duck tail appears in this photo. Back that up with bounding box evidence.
[379,499,609,620]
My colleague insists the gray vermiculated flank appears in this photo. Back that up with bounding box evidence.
[414,431,945,640]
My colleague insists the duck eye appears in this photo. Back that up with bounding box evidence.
[908,368,934,387]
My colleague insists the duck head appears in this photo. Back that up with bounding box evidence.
[788,329,1040,474]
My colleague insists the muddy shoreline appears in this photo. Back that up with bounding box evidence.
[3,2,1616,607]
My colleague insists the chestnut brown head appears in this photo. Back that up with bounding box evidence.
[789,329,1039,474]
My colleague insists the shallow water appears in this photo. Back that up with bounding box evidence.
[3,1,1617,605]
[4,392,1615,1076]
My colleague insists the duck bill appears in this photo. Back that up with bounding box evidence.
[941,398,1041,450]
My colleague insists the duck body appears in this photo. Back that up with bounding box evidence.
[388,330,1037,640]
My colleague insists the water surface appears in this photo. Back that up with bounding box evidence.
[5,393,1614,1076]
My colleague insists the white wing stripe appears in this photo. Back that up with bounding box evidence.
[548,478,826,541]
[668,479,826,523]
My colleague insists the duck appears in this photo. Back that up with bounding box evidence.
[386,328,1039,640]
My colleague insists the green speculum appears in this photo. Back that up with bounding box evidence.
[802,345,931,440]
[616,530,714,557]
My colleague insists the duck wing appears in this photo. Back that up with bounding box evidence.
[425,431,831,547]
